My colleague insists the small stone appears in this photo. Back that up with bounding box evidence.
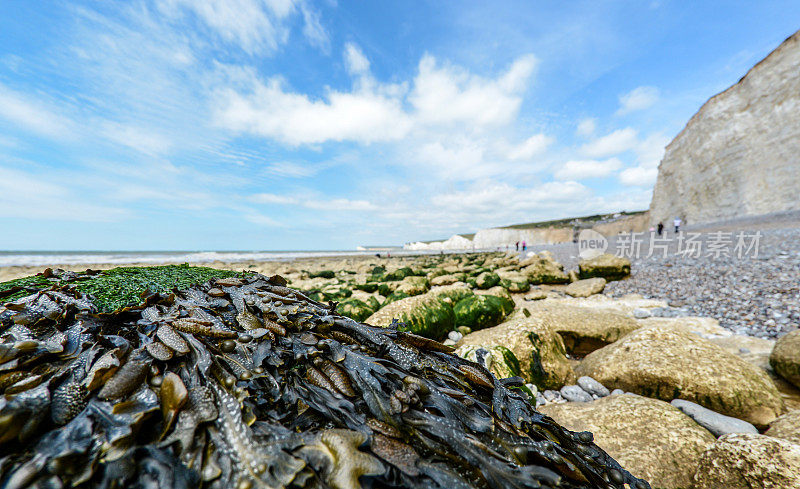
[577,376,610,397]
[448,330,463,342]
[442,339,457,346]
[671,399,759,437]
[543,390,562,402]
[560,385,593,403]
[611,388,625,396]
[632,308,652,319]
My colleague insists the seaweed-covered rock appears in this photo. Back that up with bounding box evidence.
[454,344,521,379]
[576,325,785,427]
[366,292,455,339]
[384,266,415,281]
[336,298,376,322]
[521,256,569,285]
[383,290,411,305]
[458,316,575,389]
[692,433,800,489]
[354,281,379,293]
[395,276,431,296]
[540,394,716,489]
[429,282,474,305]
[526,302,640,356]
[475,272,500,289]
[578,253,630,281]
[430,274,459,286]
[310,270,337,279]
[454,295,508,331]
[498,271,530,293]
[0,267,648,489]
[475,286,515,315]
[770,330,800,389]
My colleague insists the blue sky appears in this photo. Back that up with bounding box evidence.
[1,1,798,250]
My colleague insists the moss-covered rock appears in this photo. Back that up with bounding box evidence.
[475,271,500,289]
[578,253,631,281]
[429,283,474,306]
[521,256,569,285]
[336,298,376,322]
[498,271,530,293]
[384,266,414,281]
[382,290,410,305]
[454,344,521,379]
[365,293,455,339]
[376,282,398,297]
[475,286,515,315]
[454,295,508,331]
[430,274,459,286]
[457,316,575,389]
[395,276,430,296]
[0,265,244,313]
[309,270,336,279]
[321,284,352,300]
[353,281,378,293]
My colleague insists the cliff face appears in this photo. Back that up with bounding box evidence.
[649,31,800,225]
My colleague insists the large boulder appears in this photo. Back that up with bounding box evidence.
[575,325,785,427]
[539,394,715,489]
[496,270,530,293]
[771,330,800,389]
[578,253,630,281]
[526,301,641,356]
[520,255,569,285]
[765,410,800,444]
[457,316,574,389]
[692,433,800,489]
[366,293,454,340]
[453,295,508,331]
[564,278,606,298]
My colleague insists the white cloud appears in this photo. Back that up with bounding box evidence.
[265,161,317,178]
[617,86,659,115]
[0,83,74,139]
[618,132,670,186]
[304,198,375,211]
[506,133,553,160]
[250,192,298,204]
[156,0,297,55]
[300,3,329,51]
[554,158,622,180]
[576,118,596,137]
[410,54,537,127]
[215,78,412,145]
[344,43,370,76]
[580,128,638,158]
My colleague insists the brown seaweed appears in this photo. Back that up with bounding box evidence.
[0,273,651,489]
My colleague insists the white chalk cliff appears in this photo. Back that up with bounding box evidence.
[649,31,800,225]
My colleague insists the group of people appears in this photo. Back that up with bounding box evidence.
[515,240,527,252]
[652,217,683,236]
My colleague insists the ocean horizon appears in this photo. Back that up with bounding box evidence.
[0,249,412,268]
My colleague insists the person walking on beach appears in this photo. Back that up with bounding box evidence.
[522,240,527,252]
[657,222,664,236]
[673,217,682,234]
[515,241,519,251]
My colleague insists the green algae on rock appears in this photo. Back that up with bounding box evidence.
[366,292,455,339]
[454,344,521,380]
[0,264,244,313]
[454,294,508,331]
[336,298,376,322]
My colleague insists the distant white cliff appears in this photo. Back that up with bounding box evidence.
[649,30,800,225]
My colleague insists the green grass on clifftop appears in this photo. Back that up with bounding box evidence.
[0,264,248,313]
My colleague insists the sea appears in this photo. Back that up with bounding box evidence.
[0,250,413,268]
